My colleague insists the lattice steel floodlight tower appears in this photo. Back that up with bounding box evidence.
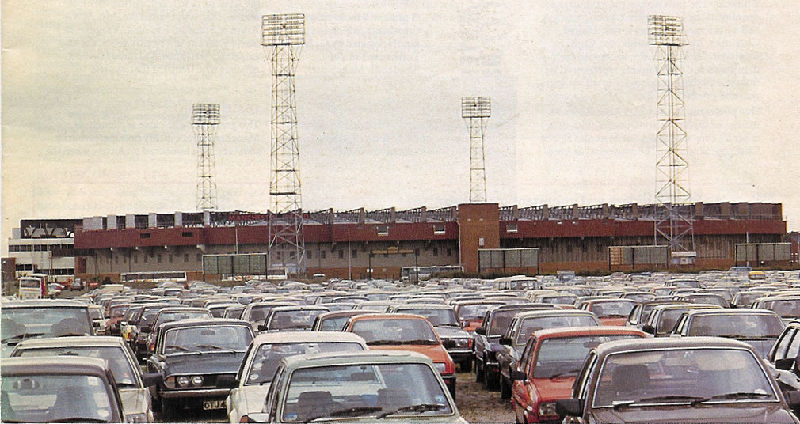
[461,97,491,203]
[262,13,306,274]
[649,15,694,253]
[192,104,219,211]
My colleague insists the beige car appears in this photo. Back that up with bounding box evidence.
[11,336,160,422]
[226,331,368,424]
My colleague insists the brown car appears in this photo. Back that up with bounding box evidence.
[556,337,800,423]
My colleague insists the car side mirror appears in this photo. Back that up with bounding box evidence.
[257,323,268,332]
[475,326,486,336]
[499,336,512,346]
[555,398,584,417]
[785,391,800,407]
[642,324,655,335]
[510,370,528,381]
[775,358,795,371]
[216,374,238,388]
[140,372,162,387]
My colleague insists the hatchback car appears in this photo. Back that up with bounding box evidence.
[11,335,160,422]
[555,337,800,423]
[2,356,126,423]
[247,351,467,423]
[226,331,368,424]
[1,300,93,357]
[146,318,254,418]
[510,327,647,423]
[673,308,785,358]
[344,313,457,397]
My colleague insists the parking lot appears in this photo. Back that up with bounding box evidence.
[4,270,800,423]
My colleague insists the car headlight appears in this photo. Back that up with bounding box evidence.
[126,412,148,423]
[177,376,190,387]
[538,401,558,417]
[433,362,446,373]
[191,375,204,386]
[164,376,176,389]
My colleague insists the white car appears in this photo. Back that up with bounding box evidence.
[226,331,368,424]
[11,336,160,422]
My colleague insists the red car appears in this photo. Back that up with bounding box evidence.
[343,313,457,397]
[579,299,636,326]
[510,326,647,424]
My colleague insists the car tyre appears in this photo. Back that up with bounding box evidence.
[500,373,511,399]
[484,366,499,391]
[160,397,173,419]
[475,359,483,382]
[459,358,472,373]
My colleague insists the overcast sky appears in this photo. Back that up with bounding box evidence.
[3,1,799,254]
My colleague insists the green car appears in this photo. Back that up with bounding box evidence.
[248,350,467,423]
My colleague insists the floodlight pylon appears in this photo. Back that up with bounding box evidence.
[192,104,219,211]
[461,97,491,203]
[262,13,306,275]
[649,15,694,253]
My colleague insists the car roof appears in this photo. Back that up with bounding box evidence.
[281,350,434,370]
[14,336,129,350]
[316,310,369,319]
[158,317,250,331]
[269,305,330,312]
[514,309,597,320]
[532,326,647,339]
[2,299,89,308]
[348,313,431,322]
[593,336,756,358]
[251,330,368,345]
[393,304,454,310]
[2,356,111,376]
[682,308,780,317]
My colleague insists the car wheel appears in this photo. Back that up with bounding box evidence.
[475,359,483,381]
[512,398,526,424]
[485,367,499,391]
[500,373,511,399]
[160,397,173,419]
[460,358,472,373]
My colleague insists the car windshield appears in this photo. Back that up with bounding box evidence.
[351,319,438,345]
[245,342,364,385]
[395,309,458,326]
[533,335,641,379]
[269,310,327,331]
[15,346,138,386]
[2,374,115,422]
[687,314,784,338]
[156,311,210,326]
[2,308,92,341]
[766,300,800,318]
[593,348,777,407]
[489,311,520,336]
[318,316,351,331]
[516,315,599,344]
[163,325,252,354]
[540,296,575,305]
[590,302,634,318]
[457,304,494,321]
[281,363,452,422]
[657,309,692,334]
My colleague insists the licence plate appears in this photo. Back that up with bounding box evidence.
[203,399,225,410]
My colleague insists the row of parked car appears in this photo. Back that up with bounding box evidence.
[4,269,800,423]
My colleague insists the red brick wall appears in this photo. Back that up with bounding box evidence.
[458,204,500,273]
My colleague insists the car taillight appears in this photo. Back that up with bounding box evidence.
[240,416,249,423]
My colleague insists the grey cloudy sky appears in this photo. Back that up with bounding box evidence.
[3,0,799,254]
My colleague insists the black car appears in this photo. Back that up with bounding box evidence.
[473,303,556,390]
[146,318,254,418]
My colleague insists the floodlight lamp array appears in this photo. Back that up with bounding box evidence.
[461,97,491,118]
[262,13,305,46]
[192,104,220,125]
[648,15,686,46]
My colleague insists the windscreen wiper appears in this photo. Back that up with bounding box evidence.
[376,403,447,418]
[309,406,383,421]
